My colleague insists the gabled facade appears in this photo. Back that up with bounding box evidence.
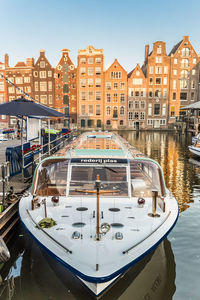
[55,49,77,128]
[33,50,54,107]
[5,54,34,126]
[169,36,200,121]
[104,59,127,130]
[77,45,104,129]
[127,64,146,130]
[145,41,170,129]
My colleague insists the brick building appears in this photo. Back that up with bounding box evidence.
[55,49,77,128]
[77,45,104,129]
[5,54,34,126]
[33,50,54,108]
[0,58,8,127]
[168,36,200,122]
[142,41,170,129]
[127,64,146,130]
[104,59,127,130]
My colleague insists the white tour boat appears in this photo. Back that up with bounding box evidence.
[19,132,179,296]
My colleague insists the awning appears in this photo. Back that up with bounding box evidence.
[180,101,200,110]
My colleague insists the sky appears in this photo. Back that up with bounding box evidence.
[1,0,200,72]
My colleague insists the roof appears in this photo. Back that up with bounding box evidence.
[169,40,183,55]
[181,101,200,110]
[14,62,26,67]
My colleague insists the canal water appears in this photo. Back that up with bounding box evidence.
[1,131,200,300]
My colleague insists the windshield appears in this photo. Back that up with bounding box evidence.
[33,159,68,196]
[69,165,128,196]
[130,159,165,197]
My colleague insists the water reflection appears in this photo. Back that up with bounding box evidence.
[0,226,175,300]
[120,131,195,212]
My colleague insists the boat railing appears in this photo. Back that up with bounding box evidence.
[22,132,73,182]
[0,162,10,211]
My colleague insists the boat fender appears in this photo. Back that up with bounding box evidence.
[0,236,10,263]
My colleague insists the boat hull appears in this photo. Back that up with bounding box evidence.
[189,145,200,156]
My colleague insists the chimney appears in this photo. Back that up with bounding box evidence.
[5,54,9,67]
[26,58,34,67]
[40,49,45,55]
[62,48,69,54]
[145,45,149,64]
[184,36,189,42]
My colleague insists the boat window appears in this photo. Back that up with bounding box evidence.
[33,159,68,196]
[130,160,165,197]
[69,165,128,196]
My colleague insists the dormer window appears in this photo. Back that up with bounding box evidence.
[157,45,162,54]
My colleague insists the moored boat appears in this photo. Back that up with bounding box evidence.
[19,131,179,296]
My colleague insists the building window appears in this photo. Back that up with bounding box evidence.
[134,112,139,119]
[192,69,196,75]
[180,79,188,89]
[149,90,153,98]
[95,67,101,75]
[88,58,93,64]
[173,69,177,75]
[81,104,86,115]
[40,61,45,68]
[181,59,189,68]
[193,58,197,64]
[113,93,118,102]
[128,112,133,120]
[88,79,93,88]
[81,119,86,127]
[24,86,31,93]
[49,95,53,104]
[128,101,133,109]
[163,89,167,99]
[120,82,125,90]
[40,82,47,91]
[133,78,143,85]
[106,120,111,125]
[140,112,145,120]
[141,101,145,109]
[180,70,188,78]
[129,88,134,97]
[96,91,101,101]
[95,78,101,87]
[110,71,121,79]
[106,106,111,115]
[87,119,93,127]
[113,107,118,118]
[88,91,93,101]
[149,66,153,74]
[81,92,86,101]
[181,48,190,57]
[80,67,86,75]
[48,82,52,91]
[155,89,161,98]
[7,77,14,83]
[174,58,178,64]
[180,92,187,100]
[120,94,125,102]
[106,94,111,102]
[156,56,162,63]
[88,67,93,76]
[97,119,101,128]
[191,80,195,89]
[120,120,123,126]
[24,77,30,83]
[40,71,46,78]
[40,95,47,104]
[135,91,139,97]
[162,104,166,116]
[88,105,93,115]
[63,84,69,93]
[15,77,23,84]
[155,67,162,74]
[170,106,175,117]
[157,45,162,54]
[148,104,152,116]
[80,58,86,64]
[191,92,195,100]
[96,105,101,115]
[80,79,86,88]
[154,104,160,115]
[173,92,176,100]
[173,80,177,89]
[149,78,153,85]
[113,82,118,90]
[106,82,111,90]
[163,77,167,85]
[164,66,168,74]
[95,57,101,64]
[0,82,4,91]
[135,101,139,109]
[120,106,125,115]
[48,71,52,77]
